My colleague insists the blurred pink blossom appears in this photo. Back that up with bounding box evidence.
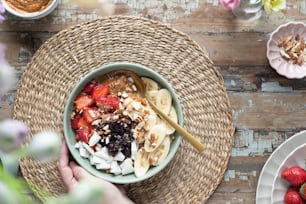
[219,0,241,10]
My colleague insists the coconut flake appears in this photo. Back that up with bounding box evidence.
[79,146,90,158]
[110,161,121,175]
[82,142,95,155]
[96,160,111,170]
[131,141,138,160]
[113,151,125,161]
[89,132,101,147]
[91,155,108,164]
[74,141,81,149]
[120,158,134,175]
[95,147,113,162]
[132,101,141,111]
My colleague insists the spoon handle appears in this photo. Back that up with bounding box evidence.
[147,100,205,153]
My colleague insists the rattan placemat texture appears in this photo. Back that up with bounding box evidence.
[13,16,234,203]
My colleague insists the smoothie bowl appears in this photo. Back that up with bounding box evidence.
[63,63,183,184]
[1,0,59,20]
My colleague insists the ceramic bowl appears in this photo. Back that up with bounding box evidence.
[1,0,59,20]
[63,62,183,184]
[267,21,306,79]
[271,143,306,203]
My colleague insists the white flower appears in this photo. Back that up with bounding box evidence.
[0,120,28,153]
[27,131,62,161]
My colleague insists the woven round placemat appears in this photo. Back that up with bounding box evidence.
[13,16,234,203]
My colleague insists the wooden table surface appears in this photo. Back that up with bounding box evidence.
[1,0,306,203]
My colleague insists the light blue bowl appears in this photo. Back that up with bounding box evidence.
[63,62,183,184]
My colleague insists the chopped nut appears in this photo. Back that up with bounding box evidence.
[132,85,137,91]
[291,42,301,53]
[290,51,298,59]
[91,119,101,126]
[301,37,305,50]
[282,35,293,46]
[280,49,290,60]
[285,40,294,51]
[278,34,306,65]
[297,54,304,65]
[121,92,128,98]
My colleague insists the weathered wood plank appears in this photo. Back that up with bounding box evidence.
[232,129,301,156]
[230,92,306,130]
[208,156,268,203]
[207,192,256,204]
[190,32,268,65]
[218,66,306,92]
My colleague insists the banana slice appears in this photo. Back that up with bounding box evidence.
[144,108,157,131]
[134,147,150,177]
[134,123,146,143]
[155,116,161,124]
[148,136,171,166]
[144,124,166,152]
[145,90,158,105]
[141,77,159,91]
[163,106,178,135]
[156,89,172,115]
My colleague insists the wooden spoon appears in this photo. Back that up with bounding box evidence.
[106,70,205,153]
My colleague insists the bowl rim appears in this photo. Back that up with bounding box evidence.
[266,21,306,79]
[63,62,183,184]
[1,0,59,19]
[270,143,306,203]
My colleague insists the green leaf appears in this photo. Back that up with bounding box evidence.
[0,167,35,204]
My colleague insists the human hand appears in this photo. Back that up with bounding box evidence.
[58,142,134,204]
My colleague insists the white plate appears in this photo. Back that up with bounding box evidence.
[271,143,306,204]
[256,130,306,204]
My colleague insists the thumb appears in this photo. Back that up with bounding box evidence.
[69,161,94,180]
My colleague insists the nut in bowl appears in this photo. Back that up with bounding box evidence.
[1,0,59,20]
[271,143,306,204]
[267,21,306,79]
[63,63,183,184]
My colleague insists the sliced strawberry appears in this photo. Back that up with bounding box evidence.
[96,95,120,111]
[282,166,306,187]
[76,128,91,144]
[83,83,96,94]
[92,84,110,100]
[71,113,82,130]
[284,187,305,204]
[83,107,101,123]
[77,117,90,129]
[75,95,94,112]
